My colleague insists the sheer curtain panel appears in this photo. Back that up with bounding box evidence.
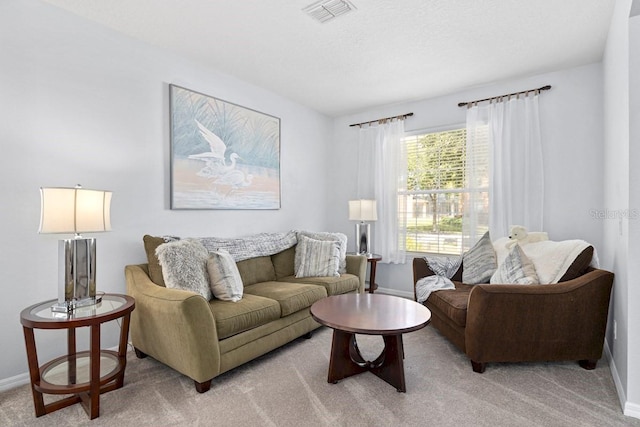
[466,93,544,240]
[357,119,407,264]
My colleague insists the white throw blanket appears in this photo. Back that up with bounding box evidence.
[493,237,597,284]
[197,231,298,262]
[415,255,461,303]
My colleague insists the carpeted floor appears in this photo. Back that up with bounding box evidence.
[1,325,638,427]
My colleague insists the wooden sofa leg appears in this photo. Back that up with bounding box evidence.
[134,347,148,359]
[471,360,486,373]
[578,359,597,370]
[303,332,312,339]
[195,379,212,393]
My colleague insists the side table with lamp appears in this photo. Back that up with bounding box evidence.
[349,199,381,293]
[20,185,135,420]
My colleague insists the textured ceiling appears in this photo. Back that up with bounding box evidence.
[42,0,615,117]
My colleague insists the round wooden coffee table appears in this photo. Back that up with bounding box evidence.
[310,293,431,392]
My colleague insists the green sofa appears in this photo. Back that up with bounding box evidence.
[125,243,366,393]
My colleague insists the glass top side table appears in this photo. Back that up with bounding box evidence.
[20,293,135,420]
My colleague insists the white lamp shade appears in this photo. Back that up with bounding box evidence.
[39,186,112,234]
[348,199,377,221]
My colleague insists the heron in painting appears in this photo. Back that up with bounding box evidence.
[189,119,240,177]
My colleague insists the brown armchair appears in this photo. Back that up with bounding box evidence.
[413,257,614,373]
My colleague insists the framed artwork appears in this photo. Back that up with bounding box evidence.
[169,84,281,209]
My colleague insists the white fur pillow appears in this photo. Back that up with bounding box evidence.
[295,235,340,278]
[207,249,243,302]
[155,239,212,300]
[490,245,539,285]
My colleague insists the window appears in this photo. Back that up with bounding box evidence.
[400,127,489,255]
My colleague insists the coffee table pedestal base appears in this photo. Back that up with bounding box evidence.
[328,330,406,392]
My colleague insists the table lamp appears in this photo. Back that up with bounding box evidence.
[39,185,112,313]
[348,199,377,256]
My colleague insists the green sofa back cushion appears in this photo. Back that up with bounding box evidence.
[236,256,277,286]
[272,246,296,279]
[143,234,167,287]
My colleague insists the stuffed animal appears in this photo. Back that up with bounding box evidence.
[505,225,549,249]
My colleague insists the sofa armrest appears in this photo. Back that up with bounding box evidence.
[125,264,221,383]
[346,254,367,293]
[464,268,614,364]
[412,257,437,301]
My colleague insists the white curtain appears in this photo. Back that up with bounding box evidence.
[357,119,407,264]
[466,93,544,240]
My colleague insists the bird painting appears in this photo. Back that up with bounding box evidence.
[170,84,280,209]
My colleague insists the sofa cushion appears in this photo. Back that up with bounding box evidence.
[209,293,281,339]
[244,281,327,317]
[156,239,212,300]
[490,245,539,285]
[236,256,277,286]
[207,249,243,302]
[278,274,360,296]
[295,235,340,278]
[143,235,168,287]
[272,246,296,279]
[462,231,497,284]
[425,282,474,328]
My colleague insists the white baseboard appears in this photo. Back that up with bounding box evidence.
[597,338,640,420]
[0,373,30,392]
[375,286,414,299]
[0,344,129,393]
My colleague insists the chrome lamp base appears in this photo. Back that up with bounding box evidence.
[355,222,372,256]
[51,237,98,313]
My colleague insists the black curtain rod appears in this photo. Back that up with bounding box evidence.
[349,112,414,128]
[458,85,551,107]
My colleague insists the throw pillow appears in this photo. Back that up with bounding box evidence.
[490,244,539,285]
[295,235,341,278]
[462,231,497,284]
[558,246,594,282]
[207,249,243,302]
[155,239,212,300]
[296,231,348,274]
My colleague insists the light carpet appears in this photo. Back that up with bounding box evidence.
[1,325,638,427]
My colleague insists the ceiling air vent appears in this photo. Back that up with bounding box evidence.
[303,0,356,23]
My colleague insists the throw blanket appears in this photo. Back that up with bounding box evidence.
[493,237,597,284]
[415,256,461,303]
[198,231,297,262]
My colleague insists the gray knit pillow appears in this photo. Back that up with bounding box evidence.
[207,249,243,302]
[296,231,348,273]
[462,231,497,284]
[295,235,340,278]
[491,245,539,285]
[155,239,212,300]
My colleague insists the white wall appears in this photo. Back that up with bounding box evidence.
[629,11,640,416]
[0,0,332,383]
[329,64,605,298]
[602,0,640,418]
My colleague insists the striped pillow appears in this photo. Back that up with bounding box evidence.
[490,244,539,285]
[295,235,340,278]
[207,249,243,302]
[462,231,497,284]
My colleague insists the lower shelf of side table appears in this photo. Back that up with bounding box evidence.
[35,350,124,395]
